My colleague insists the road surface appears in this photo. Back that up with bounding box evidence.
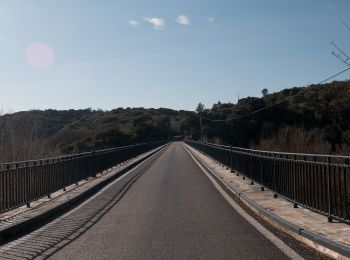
[0,142,310,259]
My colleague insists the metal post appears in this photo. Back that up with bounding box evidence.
[327,157,332,222]
[200,117,203,142]
[293,160,296,204]
[273,155,278,198]
[230,146,234,173]
[236,152,239,176]
[260,159,264,191]
[250,155,254,185]
[92,151,97,177]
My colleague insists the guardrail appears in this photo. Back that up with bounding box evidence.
[0,141,167,213]
[186,140,350,223]
[203,142,350,165]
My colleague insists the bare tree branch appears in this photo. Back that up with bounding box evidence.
[331,41,350,67]
[331,41,350,60]
[332,51,350,66]
[339,17,350,33]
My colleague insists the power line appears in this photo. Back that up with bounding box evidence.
[201,66,350,123]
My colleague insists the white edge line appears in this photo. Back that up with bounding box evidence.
[183,145,304,260]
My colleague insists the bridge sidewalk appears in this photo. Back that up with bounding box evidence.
[0,147,162,243]
[185,144,350,260]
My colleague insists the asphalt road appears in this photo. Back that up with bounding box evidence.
[0,142,308,259]
[46,142,291,260]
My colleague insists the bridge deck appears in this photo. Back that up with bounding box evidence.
[0,142,319,259]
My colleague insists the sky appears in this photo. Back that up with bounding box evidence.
[0,0,350,112]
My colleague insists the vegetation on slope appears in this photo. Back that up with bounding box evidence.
[192,80,350,154]
[0,80,349,162]
[0,108,192,162]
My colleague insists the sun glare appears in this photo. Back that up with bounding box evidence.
[26,42,55,69]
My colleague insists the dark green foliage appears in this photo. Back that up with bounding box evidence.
[196,102,205,113]
[0,107,192,160]
[261,88,269,97]
[192,81,350,154]
[0,80,349,161]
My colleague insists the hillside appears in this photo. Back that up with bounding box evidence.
[0,107,193,162]
[192,80,350,154]
[0,80,349,162]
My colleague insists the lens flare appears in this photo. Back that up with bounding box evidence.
[26,42,55,69]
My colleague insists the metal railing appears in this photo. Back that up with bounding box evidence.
[0,141,167,213]
[186,140,350,223]
[203,142,350,165]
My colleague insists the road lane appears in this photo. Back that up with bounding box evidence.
[49,142,289,259]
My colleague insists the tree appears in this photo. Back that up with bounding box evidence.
[261,88,269,97]
[196,102,205,113]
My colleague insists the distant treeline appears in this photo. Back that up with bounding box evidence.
[0,80,349,162]
[188,80,350,155]
[0,108,192,162]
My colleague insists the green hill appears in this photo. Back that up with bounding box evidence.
[0,80,349,162]
[0,107,192,162]
[193,80,350,154]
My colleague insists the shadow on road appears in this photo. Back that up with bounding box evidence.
[0,150,163,260]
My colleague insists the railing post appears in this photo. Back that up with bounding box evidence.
[242,154,246,180]
[230,146,234,173]
[92,150,97,177]
[236,152,239,176]
[20,162,30,208]
[293,160,297,208]
[260,159,264,191]
[273,154,278,198]
[250,155,254,185]
[327,157,332,222]
[26,158,30,205]
[226,148,229,170]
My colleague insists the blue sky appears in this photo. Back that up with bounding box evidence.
[0,0,349,112]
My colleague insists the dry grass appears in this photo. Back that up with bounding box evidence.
[0,118,57,163]
[251,126,335,155]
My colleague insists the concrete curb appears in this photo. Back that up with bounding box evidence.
[0,144,168,244]
[186,145,350,259]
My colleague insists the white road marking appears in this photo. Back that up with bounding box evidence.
[184,145,304,260]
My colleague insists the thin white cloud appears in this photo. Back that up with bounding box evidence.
[175,15,191,25]
[207,17,215,22]
[128,20,140,28]
[144,17,165,30]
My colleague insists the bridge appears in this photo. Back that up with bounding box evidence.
[0,141,349,259]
